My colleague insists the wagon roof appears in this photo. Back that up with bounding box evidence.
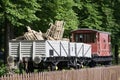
[71,28,111,34]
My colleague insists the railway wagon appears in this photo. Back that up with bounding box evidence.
[71,28,112,66]
[7,28,112,72]
[8,40,91,71]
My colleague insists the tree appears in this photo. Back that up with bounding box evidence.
[112,0,120,45]
[36,0,79,37]
[54,0,79,37]
[0,0,40,64]
[73,0,103,30]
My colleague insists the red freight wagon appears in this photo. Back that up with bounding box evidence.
[71,28,112,65]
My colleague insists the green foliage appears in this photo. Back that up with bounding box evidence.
[0,61,8,77]
[73,0,103,30]
[34,0,56,32]
[54,0,79,36]
[82,3,102,29]
[36,0,79,36]
[0,0,40,26]
[73,0,120,46]
[0,65,7,76]
[112,0,120,45]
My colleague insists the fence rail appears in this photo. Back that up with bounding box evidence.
[1,66,120,80]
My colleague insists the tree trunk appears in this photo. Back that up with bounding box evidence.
[4,15,10,64]
[114,45,119,64]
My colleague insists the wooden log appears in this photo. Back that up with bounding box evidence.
[23,27,44,40]
[12,36,25,40]
[45,20,64,40]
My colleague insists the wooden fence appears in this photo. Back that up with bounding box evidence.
[1,66,120,80]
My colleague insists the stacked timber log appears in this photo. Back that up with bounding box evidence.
[44,21,64,40]
[24,26,44,40]
[13,20,65,40]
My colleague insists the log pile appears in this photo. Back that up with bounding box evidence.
[44,21,64,40]
[24,26,44,40]
[13,21,65,41]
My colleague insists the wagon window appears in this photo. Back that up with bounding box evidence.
[75,33,96,43]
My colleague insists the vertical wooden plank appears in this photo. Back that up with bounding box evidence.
[19,73,22,80]
[93,67,102,80]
